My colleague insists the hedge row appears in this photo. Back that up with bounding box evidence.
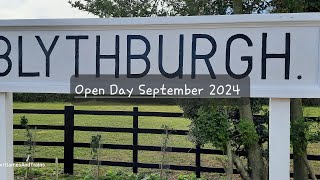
[14,93,72,102]
[13,93,320,106]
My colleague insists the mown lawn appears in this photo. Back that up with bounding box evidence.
[13,102,320,179]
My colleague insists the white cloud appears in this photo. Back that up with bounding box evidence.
[0,0,96,19]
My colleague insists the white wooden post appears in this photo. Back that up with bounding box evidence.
[0,92,14,179]
[269,98,290,180]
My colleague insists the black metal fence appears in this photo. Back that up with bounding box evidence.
[13,106,320,178]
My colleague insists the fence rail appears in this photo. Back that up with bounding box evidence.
[13,106,320,179]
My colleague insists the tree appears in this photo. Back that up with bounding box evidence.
[271,1,320,179]
[232,2,267,180]
[272,0,320,13]
[178,98,268,180]
[68,0,164,17]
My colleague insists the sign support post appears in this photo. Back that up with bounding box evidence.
[269,98,290,180]
[0,92,14,179]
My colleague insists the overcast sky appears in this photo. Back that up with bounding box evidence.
[0,0,96,19]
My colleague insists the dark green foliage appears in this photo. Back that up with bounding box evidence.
[90,134,102,160]
[305,0,320,12]
[69,0,272,17]
[308,119,320,143]
[162,0,229,16]
[177,99,212,120]
[254,116,269,145]
[291,117,320,155]
[20,116,33,156]
[272,0,320,13]
[20,116,29,129]
[68,0,166,18]
[302,99,320,106]
[178,98,268,144]
[243,0,272,14]
[237,120,259,147]
[291,117,309,156]
[190,105,231,149]
[178,98,268,156]
[14,93,72,102]
[250,98,267,114]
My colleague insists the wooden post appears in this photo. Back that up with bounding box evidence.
[195,144,201,178]
[269,98,290,180]
[0,92,13,179]
[133,107,138,173]
[64,106,74,175]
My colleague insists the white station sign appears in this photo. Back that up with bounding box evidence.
[0,13,320,97]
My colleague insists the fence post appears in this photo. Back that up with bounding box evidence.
[64,106,75,175]
[196,144,201,178]
[133,107,139,173]
[0,93,13,179]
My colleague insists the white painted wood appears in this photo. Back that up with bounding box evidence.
[0,13,319,97]
[0,93,13,180]
[269,98,290,180]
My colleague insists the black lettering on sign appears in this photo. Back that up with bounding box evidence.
[226,34,253,79]
[0,36,12,77]
[158,35,184,78]
[96,35,120,78]
[127,35,150,78]
[19,36,39,77]
[262,33,291,80]
[191,34,216,79]
[36,36,59,77]
[66,35,89,77]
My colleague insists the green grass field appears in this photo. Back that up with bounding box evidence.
[13,102,320,179]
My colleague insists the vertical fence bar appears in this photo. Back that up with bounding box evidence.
[196,144,201,178]
[64,106,75,175]
[133,107,139,173]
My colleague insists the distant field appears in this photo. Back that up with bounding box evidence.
[13,102,320,179]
